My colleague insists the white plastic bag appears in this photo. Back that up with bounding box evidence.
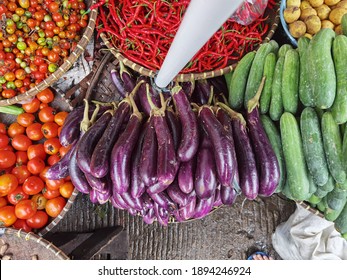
[230,0,269,25]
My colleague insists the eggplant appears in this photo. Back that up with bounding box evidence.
[128,208,138,216]
[177,157,195,194]
[181,80,195,99]
[213,188,223,208]
[120,191,143,211]
[96,184,112,204]
[141,193,154,210]
[172,85,199,162]
[110,100,143,194]
[192,79,210,105]
[166,180,195,206]
[179,195,196,221]
[136,76,161,116]
[193,194,215,219]
[68,144,91,194]
[139,117,158,187]
[208,76,228,98]
[110,61,136,98]
[142,208,156,224]
[147,190,177,212]
[221,185,237,206]
[85,172,109,193]
[76,110,112,174]
[90,101,131,178]
[199,106,236,188]
[112,192,130,210]
[110,195,127,210]
[231,113,259,200]
[45,141,76,180]
[153,203,169,226]
[165,107,182,151]
[89,188,99,204]
[246,77,280,197]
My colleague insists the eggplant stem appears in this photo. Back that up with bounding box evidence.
[207,85,214,106]
[129,94,143,121]
[247,76,266,113]
[146,83,159,113]
[119,60,132,78]
[190,102,200,111]
[91,100,117,108]
[216,102,247,127]
[90,104,100,124]
[80,99,91,132]
[129,79,145,98]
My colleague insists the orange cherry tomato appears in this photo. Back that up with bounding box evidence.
[45,196,66,218]
[15,199,37,219]
[0,205,17,227]
[27,143,46,161]
[31,193,47,210]
[22,97,41,113]
[11,134,32,151]
[45,178,64,191]
[36,88,54,103]
[44,137,61,155]
[26,123,44,141]
[17,112,35,127]
[22,176,44,195]
[54,111,68,126]
[27,157,45,175]
[0,174,18,197]
[59,181,74,198]
[41,121,59,139]
[58,145,70,157]
[7,122,25,138]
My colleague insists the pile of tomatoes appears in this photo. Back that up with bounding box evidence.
[0,0,89,99]
[0,87,73,232]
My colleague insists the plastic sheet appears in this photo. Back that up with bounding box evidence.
[230,0,269,25]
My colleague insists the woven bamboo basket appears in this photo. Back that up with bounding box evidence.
[0,227,69,260]
[0,0,98,107]
[100,0,280,82]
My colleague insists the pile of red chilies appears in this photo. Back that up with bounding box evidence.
[94,0,277,73]
[45,64,280,226]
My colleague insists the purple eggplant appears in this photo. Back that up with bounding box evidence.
[193,194,215,219]
[165,107,182,151]
[96,184,112,204]
[181,80,195,99]
[112,192,130,210]
[177,157,195,194]
[246,78,280,197]
[179,195,196,220]
[136,76,161,116]
[153,203,169,226]
[45,141,76,180]
[85,172,108,193]
[139,117,158,187]
[221,185,238,205]
[90,101,131,178]
[110,195,127,210]
[172,85,199,162]
[76,110,112,174]
[142,208,156,224]
[89,188,99,204]
[110,100,143,194]
[208,76,228,98]
[128,208,138,216]
[110,61,136,98]
[213,188,223,207]
[199,106,236,188]
[192,79,210,105]
[166,181,195,207]
[120,191,143,211]
[231,113,259,200]
[147,190,177,212]
[141,193,154,210]
[68,144,91,194]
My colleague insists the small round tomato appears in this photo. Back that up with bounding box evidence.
[0,123,6,134]
[0,205,17,227]
[13,219,32,232]
[11,165,31,184]
[7,186,29,205]
[38,106,56,123]
[58,145,70,158]
[26,210,49,229]
[27,143,46,161]
[47,154,60,166]
[45,196,66,218]
[26,123,44,141]
[0,197,7,208]
[27,157,45,175]
[22,98,41,113]
[7,122,25,138]
[44,137,61,155]
[0,174,18,197]
[41,121,59,139]
[54,111,68,126]
[0,150,16,169]
[0,133,9,148]
[37,88,54,103]
[11,134,32,151]
[15,151,28,165]
[31,193,47,210]
[15,199,37,219]
[46,178,64,191]
[59,181,74,198]
[42,187,60,200]
[17,112,36,127]
[22,176,45,195]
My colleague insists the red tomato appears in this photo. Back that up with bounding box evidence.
[45,196,66,218]
[0,197,7,208]
[22,98,41,113]
[17,113,36,128]
[43,137,61,155]
[11,134,32,151]
[11,165,31,184]
[47,154,60,166]
[0,133,9,148]
[13,219,32,232]
[59,181,74,198]
[27,143,46,161]
[31,193,47,210]
[0,174,18,197]
[36,88,54,104]
[27,157,45,175]
[41,121,59,139]
[15,199,37,219]
[38,106,56,123]
[42,187,60,200]
[26,123,44,141]
[46,178,64,191]
[0,150,16,169]
[0,205,17,226]
[7,122,25,138]
[54,111,68,126]
[7,186,29,205]
[0,123,6,134]
[15,151,28,165]
[26,210,49,229]
[22,176,45,195]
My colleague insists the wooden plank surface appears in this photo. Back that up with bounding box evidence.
[50,192,296,260]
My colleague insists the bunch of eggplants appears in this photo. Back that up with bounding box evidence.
[46,68,280,226]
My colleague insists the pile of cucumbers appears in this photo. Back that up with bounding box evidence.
[225,27,347,239]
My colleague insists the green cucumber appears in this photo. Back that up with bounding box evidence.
[244,42,274,108]
[326,187,347,211]
[324,196,347,222]
[317,196,327,213]
[228,51,255,110]
[269,40,279,56]
[280,112,310,200]
[335,200,347,234]
[331,35,347,124]
[342,14,347,36]
[278,44,293,58]
[309,28,336,109]
[319,175,335,192]
[269,56,285,121]
[314,187,329,199]
[300,107,329,186]
[282,49,300,114]
[297,36,315,107]
[307,194,321,205]
[224,71,233,95]
[342,123,347,173]
[0,105,24,115]
[260,115,286,193]
[260,52,276,114]
[281,181,294,200]
[322,112,346,184]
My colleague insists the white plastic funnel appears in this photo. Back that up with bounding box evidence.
[154,0,245,88]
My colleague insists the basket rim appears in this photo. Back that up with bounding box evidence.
[0,227,69,260]
[100,3,280,82]
[0,0,98,107]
